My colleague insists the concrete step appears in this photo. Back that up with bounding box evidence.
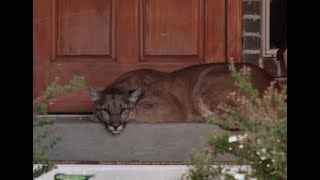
[34,116,236,163]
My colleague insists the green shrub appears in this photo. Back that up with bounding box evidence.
[33,76,85,179]
[185,64,287,180]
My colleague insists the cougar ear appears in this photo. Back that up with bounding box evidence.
[129,88,143,103]
[88,87,103,102]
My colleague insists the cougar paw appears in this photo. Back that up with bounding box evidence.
[90,115,100,123]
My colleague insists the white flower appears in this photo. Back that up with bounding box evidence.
[238,135,246,141]
[234,173,245,180]
[261,148,266,153]
[267,153,270,157]
[256,151,260,155]
[277,139,281,143]
[250,178,258,180]
[221,166,229,174]
[228,135,238,143]
[257,139,262,144]
[229,147,232,151]
[260,156,267,160]
[239,144,244,149]
[267,164,270,167]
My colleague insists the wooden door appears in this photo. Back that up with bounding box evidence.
[33,0,242,113]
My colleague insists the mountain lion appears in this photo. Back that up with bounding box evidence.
[88,63,280,134]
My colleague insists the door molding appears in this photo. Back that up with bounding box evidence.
[33,0,243,112]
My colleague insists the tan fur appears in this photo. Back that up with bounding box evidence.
[89,63,278,131]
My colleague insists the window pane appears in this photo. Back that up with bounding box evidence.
[269,0,287,49]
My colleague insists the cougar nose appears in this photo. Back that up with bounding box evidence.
[113,124,121,130]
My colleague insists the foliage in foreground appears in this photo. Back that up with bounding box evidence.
[185,64,287,180]
[33,76,85,179]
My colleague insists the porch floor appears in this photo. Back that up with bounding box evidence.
[35,115,236,163]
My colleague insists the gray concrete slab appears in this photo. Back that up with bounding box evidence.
[34,116,236,162]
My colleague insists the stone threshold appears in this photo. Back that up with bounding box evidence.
[34,116,236,163]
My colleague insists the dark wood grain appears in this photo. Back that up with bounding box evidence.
[116,0,140,62]
[33,0,243,112]
[33,0,51,99]
[56,0,112,56]
[143,0,200,56]
[226,0,242,62]
[205,0,226,63]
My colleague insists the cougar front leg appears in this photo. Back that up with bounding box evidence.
[89,114,100,123]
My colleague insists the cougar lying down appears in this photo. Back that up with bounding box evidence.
[88,63,279,134]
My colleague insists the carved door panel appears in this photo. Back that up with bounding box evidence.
[33,0,242,112]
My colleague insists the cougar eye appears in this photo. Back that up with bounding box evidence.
[103,109,111,114]
[120,108,129,114]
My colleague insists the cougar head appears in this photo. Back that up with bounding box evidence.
[88,87,143,135]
